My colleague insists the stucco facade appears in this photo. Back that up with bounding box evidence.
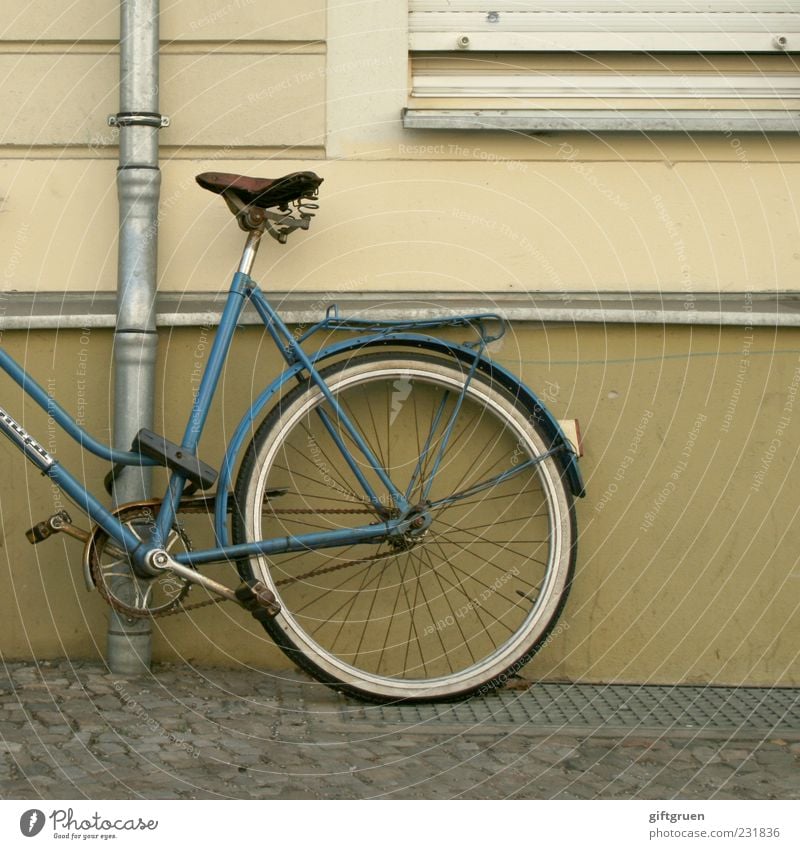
[0,2,797,685]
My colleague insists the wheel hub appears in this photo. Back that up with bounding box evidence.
[388,502,433,551]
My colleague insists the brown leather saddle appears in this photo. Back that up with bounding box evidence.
[196,171,323,211]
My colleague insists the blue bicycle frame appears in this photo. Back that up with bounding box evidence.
[0,230,584,588]
[0,287,408,571]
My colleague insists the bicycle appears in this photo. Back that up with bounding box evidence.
[1,170,585,702]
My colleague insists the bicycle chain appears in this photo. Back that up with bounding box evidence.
[273,547,403,587]
[91,499,389,620]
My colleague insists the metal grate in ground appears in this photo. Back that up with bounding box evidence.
[338,684,800,733]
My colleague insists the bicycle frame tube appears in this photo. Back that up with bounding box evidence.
[151,272,249,546]
[0,376,401,568]
[0,272,412,567]
[0,348,159,469]
[152,266,412,547]
[246,284,410,514]
[172,516,405,568]
[0,398,148,558]
[152,269,411,549]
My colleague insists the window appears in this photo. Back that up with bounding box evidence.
[404,1,800,131]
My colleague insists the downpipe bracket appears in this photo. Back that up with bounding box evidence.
[108,112,170,128]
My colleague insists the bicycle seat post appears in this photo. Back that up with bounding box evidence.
[238,228,263,277]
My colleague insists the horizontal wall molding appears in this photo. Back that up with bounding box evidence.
[403,107,800,132]
[1,291,798,329]
[0,41,325,54]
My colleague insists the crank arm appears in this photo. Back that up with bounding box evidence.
[146,550,280,618]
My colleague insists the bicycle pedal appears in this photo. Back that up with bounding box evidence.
[25,510,74,545]
[235,581,281,618]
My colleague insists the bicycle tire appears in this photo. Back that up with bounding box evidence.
[232,352,576,702]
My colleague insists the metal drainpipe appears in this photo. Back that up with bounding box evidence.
[107,0,167,673]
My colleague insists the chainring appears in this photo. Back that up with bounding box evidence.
[87,503,194,619]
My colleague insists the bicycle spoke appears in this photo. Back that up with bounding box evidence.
[420,362,480,502]
[436,512,547,535]
[405,388,450,502]
[337,391,387,476]
[411,391,487,504]
[434,515,550,568]
[404,552,446,678]
[400,551,426,677]
[421,540,512,640]
[322,551,388,662]
[428,457,547,510]
[360,382,389,471]
[416,402,511,509]
[416,546,478,668]
[278,545,368,610]
[350,547,392,666]
[425,532,529,611]
[375,551,417,675]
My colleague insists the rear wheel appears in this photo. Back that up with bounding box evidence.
[232,353,576,702]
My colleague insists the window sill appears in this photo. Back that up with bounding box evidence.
[402,108,800,133]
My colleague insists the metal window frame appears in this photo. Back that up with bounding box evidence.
[410,72,800,100]
[407,2,800,130]
[409,1,800,53]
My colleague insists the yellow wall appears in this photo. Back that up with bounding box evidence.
[0,324,797,686]
[0,2,797,684]
[2,1,799,294]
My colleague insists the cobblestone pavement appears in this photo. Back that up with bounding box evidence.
[0,660,797,800]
